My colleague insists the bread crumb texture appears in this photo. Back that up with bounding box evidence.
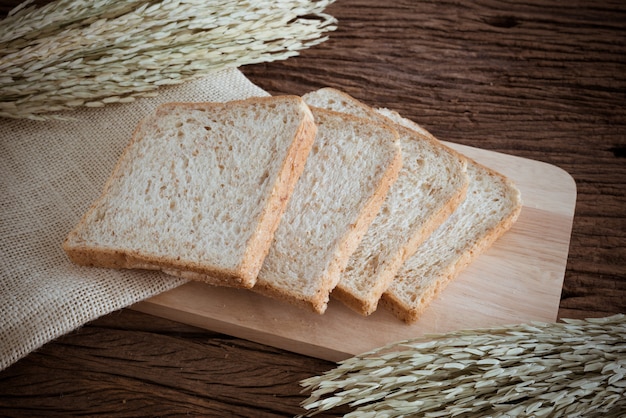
[257,108,400,309]
[64,97,312,282]
[342,125,467,298]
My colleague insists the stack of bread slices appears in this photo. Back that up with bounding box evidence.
[64,89,522,324]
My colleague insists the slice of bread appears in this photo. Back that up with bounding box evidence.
[303,88,469,315]
[63,96,317,288]
[253,107,402,314]
[380,112,523,324]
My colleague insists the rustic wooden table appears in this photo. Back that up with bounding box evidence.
[1,1,625,416]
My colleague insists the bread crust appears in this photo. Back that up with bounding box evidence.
[311,133,402,313]
[381,159,522,324]
[238,105,317,285]
[332,127,470,316]
[304,89,472,317]
[253,108,403,314]
[63,96,316,288]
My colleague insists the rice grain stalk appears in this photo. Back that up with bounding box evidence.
[299,314,626,417]
[0,0,337,120]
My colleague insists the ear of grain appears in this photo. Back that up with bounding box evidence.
[299,315,626,417]
[0,0,337,120]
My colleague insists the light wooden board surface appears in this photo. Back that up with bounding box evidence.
[132,142,577,362]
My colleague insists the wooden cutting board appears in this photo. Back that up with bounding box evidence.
[132,142,577,362]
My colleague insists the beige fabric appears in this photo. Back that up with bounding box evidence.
[0,68,269,370]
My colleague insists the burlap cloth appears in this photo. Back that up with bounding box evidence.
[0,68,270,370]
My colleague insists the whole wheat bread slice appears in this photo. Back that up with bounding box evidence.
[253,107,402,314]
[380,111,523,324]
[63,96,317,288]
[303,88,469,315]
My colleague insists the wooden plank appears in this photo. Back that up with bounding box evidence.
[132,142,576,362]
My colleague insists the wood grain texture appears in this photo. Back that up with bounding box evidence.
[1,0,625,416]
[0,310,336,417]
